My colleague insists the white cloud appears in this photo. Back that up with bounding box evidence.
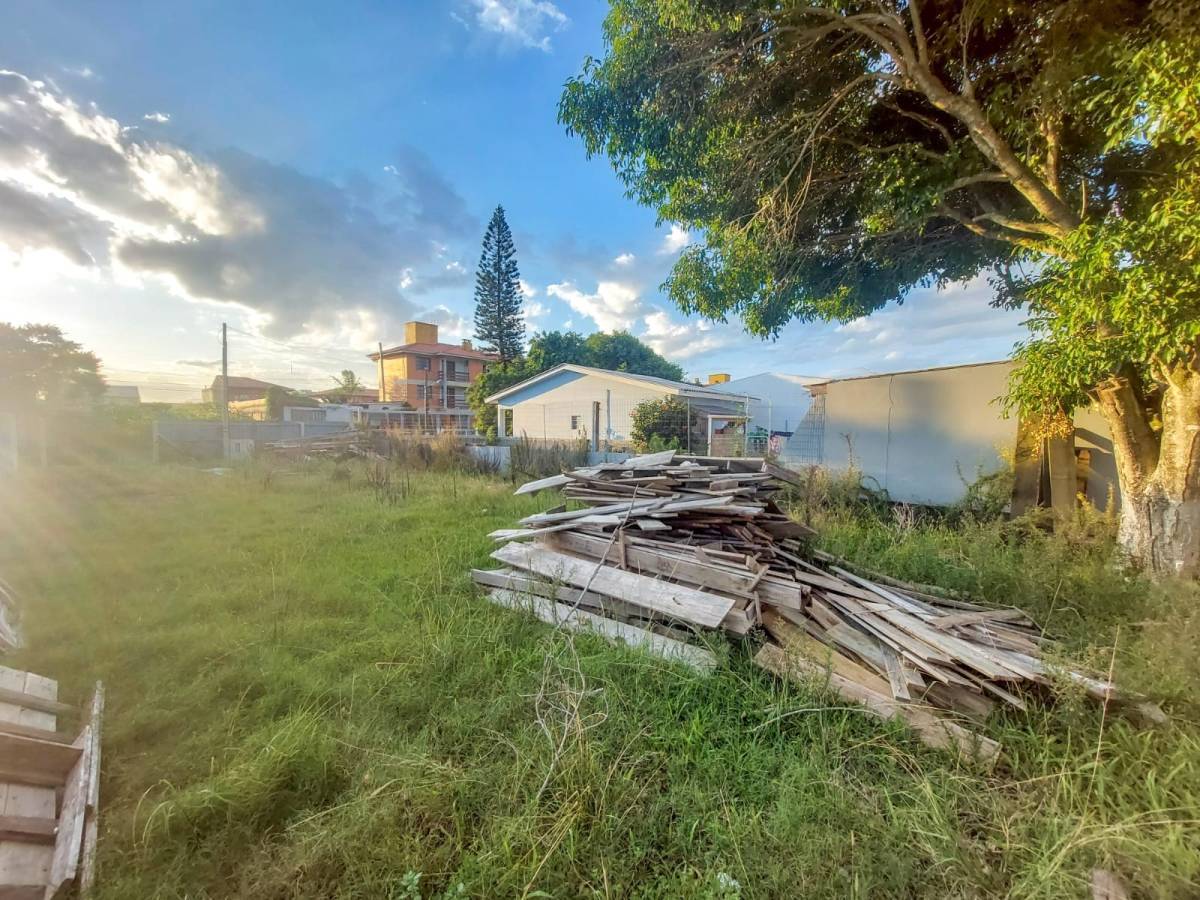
[614,252,635,267]
[658,224,691,255]
[466,0,568,52]
[143,112,170,124]
[522,299,550,325]
[519,278,538,297]
[0,70,478,339]
[546,280,644,332]
[641,309,734,361]
[63,65,95,79]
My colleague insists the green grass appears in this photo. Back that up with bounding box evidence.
[1,462,1197,899]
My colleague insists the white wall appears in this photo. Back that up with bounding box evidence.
[817,361,1119,507]
[508,375,672,442]
[821,363,1015,504]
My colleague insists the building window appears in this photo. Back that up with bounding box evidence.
[416,356,431,371]
[570,415,580,430]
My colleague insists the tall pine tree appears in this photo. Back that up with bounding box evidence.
[473,205,525,364]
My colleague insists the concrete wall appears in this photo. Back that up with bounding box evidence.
[155,420,350,459]
[817,361,1119,507]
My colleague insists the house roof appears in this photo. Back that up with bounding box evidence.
[485,363,758,405]
[821,359,1010,384]
[310,386,379,399]
[369,342,497,362]
[208,375,290,391]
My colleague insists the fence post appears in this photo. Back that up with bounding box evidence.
[591,401,600,453]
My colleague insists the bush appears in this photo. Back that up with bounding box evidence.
[630,396,694,453]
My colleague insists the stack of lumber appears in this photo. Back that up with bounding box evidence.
[473,451,1151,763]
[262,430,367,459]
[0,666,103,898]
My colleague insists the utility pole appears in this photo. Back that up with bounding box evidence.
[220,322,230,459]
[377,341,385,401]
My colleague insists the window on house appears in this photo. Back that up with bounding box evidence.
[416,356,431,371]
[570,415,580,430]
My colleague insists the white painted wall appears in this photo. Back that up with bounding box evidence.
[508,375,673,442]
[818,361,1119,507]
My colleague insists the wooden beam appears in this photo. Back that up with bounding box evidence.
[0,733,81,785]
[0,687,75,718]
[0,719,73,744]
[0,816,56,845]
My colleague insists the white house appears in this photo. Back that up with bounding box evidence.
[486,364,754,448]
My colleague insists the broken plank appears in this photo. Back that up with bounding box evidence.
[513,473,573,495]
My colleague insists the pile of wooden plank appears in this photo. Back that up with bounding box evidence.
[262,430,367,459]
[0,666,103,898]
[473,451,1152,763]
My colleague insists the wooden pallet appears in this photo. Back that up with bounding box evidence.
[0,666,103,899]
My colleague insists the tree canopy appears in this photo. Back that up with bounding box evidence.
[0,322,104,409]
[560,0,1200,572]
[473,205,525,363]
[558,0,1197,414]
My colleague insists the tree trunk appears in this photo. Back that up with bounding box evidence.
[1096,359,1200,577]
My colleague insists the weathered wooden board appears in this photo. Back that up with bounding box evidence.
[486,589,717,672]
[0,667,58,893]
[493,542,735,628]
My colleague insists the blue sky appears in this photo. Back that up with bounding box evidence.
[0,0,1029,401]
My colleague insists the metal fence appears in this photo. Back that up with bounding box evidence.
[505,395,761,455]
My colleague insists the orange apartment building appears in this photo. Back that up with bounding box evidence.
[368,321,497,430]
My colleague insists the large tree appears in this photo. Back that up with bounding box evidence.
[560,0,1200,575]
[0,322,104,409]
[473,205,525,364]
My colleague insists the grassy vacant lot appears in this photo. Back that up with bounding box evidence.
[1,461,1197,899]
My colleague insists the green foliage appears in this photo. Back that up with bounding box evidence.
[328,369,367,402]
[630,395,693,452]
[473,205,525,363]
[559,0,1199,420]
[264,385,321,421]
[0,321,104,409]
[467,360,535,431]
[529,329,685,381]
[1,465,1198,897]
[582,330,684,380]
[526,329,589,371]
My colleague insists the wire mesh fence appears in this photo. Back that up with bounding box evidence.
[501,393,830,460]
